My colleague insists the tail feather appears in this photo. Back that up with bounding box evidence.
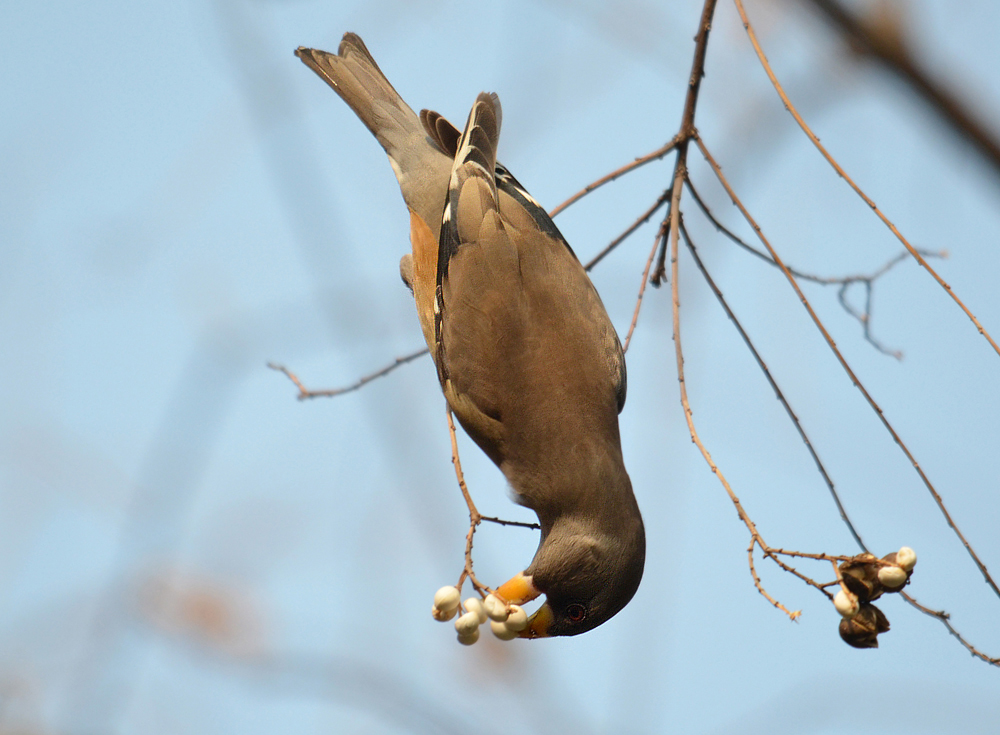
[420,109,461,157]
[439,93,504,273]
[295,34,452,237]
[450,93,502,198]
[295,35,421,159]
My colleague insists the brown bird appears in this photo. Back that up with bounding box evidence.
[296,34,644,637]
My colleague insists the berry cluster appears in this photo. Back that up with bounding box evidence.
[833,546,916,648]
[432,586,529,645]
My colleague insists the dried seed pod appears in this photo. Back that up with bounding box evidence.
[839,603,890,649]
[839,554,882,602]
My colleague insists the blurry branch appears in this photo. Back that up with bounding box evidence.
[685,178,946,359]
[137,569,263,658]
[803,0,1000,184]
[735,0,1000,361]
[177,644,485,735]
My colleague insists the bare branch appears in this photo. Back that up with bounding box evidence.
[548,138,680,218]
[584,191,671,272]
[623,217,669,353]
[447,409,492,597]
[901,592,1000,666]
[267,349,428,400]
[480,515,540,530]
[749,540,803,619]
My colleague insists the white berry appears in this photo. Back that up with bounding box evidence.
[483,594,509,622]
[432,605,457,622]
[490,619,518,640]
[834,589,859,618]
[434,586,461,612]
[896,546,917,572]
[464,597,487,624]
[878,565,908,588]
[504,604,528,632]
[454,611,481,636]
[457,627,480,646]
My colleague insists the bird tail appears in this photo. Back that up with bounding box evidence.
[435,91,505,300]
[295,34,430,183]
[444,92,503,241]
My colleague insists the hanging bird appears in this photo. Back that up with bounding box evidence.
[296,34,644,637]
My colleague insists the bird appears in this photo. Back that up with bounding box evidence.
[295,34,644,637]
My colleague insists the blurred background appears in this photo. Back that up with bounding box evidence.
[2,0,999,732]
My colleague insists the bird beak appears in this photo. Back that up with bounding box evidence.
[494,571,541,605]
[495,572,552,638]
[518,601,554,638]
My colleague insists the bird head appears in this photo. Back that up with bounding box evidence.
[495,515,645,637]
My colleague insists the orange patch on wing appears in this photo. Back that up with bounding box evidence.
[408,209,438,352]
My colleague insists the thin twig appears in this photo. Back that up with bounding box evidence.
[768,547,859,563]
[748,540,803,619]
[695,131,1000,603]
[901,592,1000,666]
[584,191,671,272]
[685,177,945,359]
[760,544,836,599]
[447,409,492,597]
[480,515,540,530]
[267,349,428,400]
[679,215,868,550]
[623,217,669,353]
[733,0,1000,359]
[548,138,680,218]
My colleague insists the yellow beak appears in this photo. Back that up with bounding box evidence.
[495,571,541,605]
[519,601,554,638]
[494,572,553,639]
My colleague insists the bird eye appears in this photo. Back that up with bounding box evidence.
[566,603,587,623]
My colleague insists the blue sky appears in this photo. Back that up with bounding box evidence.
[2,0,999,732]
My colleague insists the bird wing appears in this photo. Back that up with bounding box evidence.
[434,94,626,484]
